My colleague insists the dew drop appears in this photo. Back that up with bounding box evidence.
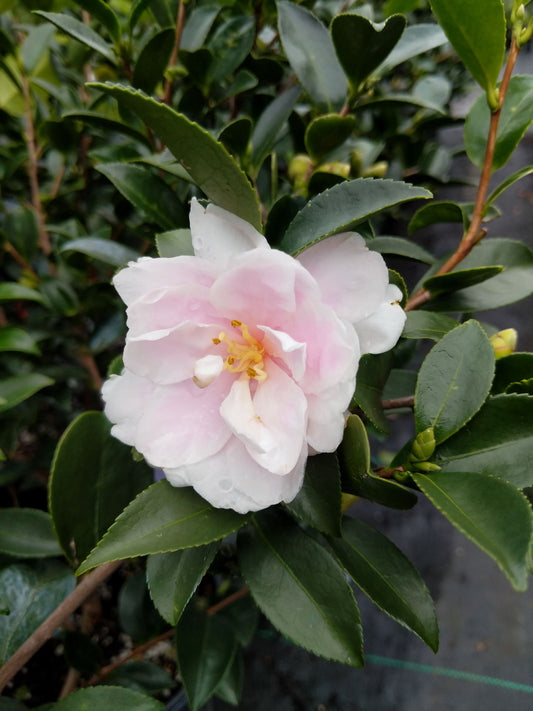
[219,478,232,492]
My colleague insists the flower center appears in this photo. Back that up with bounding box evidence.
[213,320,267,381]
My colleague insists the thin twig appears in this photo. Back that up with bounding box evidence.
[206,586,249,616]
[350,395,415,417]
[163,0,186,106]
[3,242,39,278]
[0,560,121,694]
[405,37,520,312]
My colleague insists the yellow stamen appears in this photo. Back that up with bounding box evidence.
[212,320,267,381]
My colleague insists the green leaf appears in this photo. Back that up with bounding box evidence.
[277,0,347,113]
[408,200,463,234]
[118,571,166,642]
[206,16,255,85]
[428,0,505,100]
[402,311,458,341]
[329,517,438,650]
[0,561,75,663]
[486,165,533,209]
[96,163,187,231]
[74,0,122,43]
[465,76,533,171]
[426,238,533,312]
[52,686,165,711]
[382,368,418,401]
[146,543,218,625]
[50,412,153,565]
[132,28,175,95]
[413,75,452,110]
[34,12,117,63]
[492,353,533,394]
[104,661,176,695]
[434,394,533,489]
[0,509,61,558]
[279,178,431,255]
[77,481,246,574]
[88,82,262,231]
[60,237,140,267]
[4,205,39,262]
[181,4,220,51]
[415,320,495,444]
[217,596,258,647]
[285,454,342,537]
[62,111,152,148]
[250,86,301,171]
[0,373,54,413]
[0,283,45,305]
[129,0,154,32]
[214,651,244,705]
[368,236,435,264]
[176,605,238,711]
[219,117,253,158]
[238,509,363,666]
[331,13,406,89]
[304,114,356,164]
[423,266,503,294]
[412,471,532,591]
[376,24,448,75]
[0,326,40,355]
[63,630,103,676]
[353,351,394,433]
[155,229,193,257]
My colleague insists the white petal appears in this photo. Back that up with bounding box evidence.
[219,378,277,455]
[189,197,269,264]
[258,325,307,381]
[193,354,224,388]
[355,285,406,355]
[101,370,154,445]
[306,380,354,452]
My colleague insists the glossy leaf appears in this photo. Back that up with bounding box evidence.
[52,686,165,710]
[402,311,458,341]
[279,179,431,255]
[428,0,505,98]
[50,412,153,565]
[155,229,194,257]
[304,114,356,163]
[412,471,532,591]
[277,0,347,113]
[132,29,175,95]
[219,117,253,158]
[285,453,342,537]
[181,4,220,51]
[423,266,503,294]
[0,509,61,558]
[104,661,176,695]
[4,204,39,261]
[369,236,435,264]
[34,12,116,63]
[77,481,246,574]
[0,283,45,305]
[408,200,463,234]
[118,571,166,642]
[415,321,494,443]
[238,509,363,666]
[129,0,154,32]
[96,163,187,231]
[353,351,394,433]
[0,373,54,413]
[492,353,533,394]
[486,165,533,209]
[214,651,244,706]
[376,24,447,75]
[329,517,438,650]
[176,605,238,711]
[217,596,259,647]
[146,543,219,625]
[206,16,255,85]
[0,561,75,663]
[74,0,121,43]
[434,394,533,489]
[21,24,55,74]
[465,76,533,171]
[60,237,140,267]
[0,326,40,355]
[88,82,262,231]
[62,111,152,148]
[251,86,301,170]
[331,13,406,89]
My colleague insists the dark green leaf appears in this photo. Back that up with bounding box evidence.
[217,596,258,647]
[0,510,61,558]
[434,394,533,489]
[382,368,418,401]
[181,4,220,51]
[34,12,117,63]
[50,412,153,565]
[104,661,176,695]
[88,83,262,231]
[251,86,301,171]
[368,236,435,264]
[155,229,193,257]
[408,200,463,234]
[423,266,503,294]
[214,651,244,706]
[329,517,438,650]
[21,24,55,74]
[465,76,533,171]
[277,0,347,113]
[77,481,246,574]
[219,117,253,158]
[62,111,152,148]
[304,114,356,163]
[360,92,445,114]
[63,630,103,676]
[486,165,533,209]
[96,163,187,230]
[0,283,45,305]
[413,75,452,110]
[0,326,40,355]
[52,686,165,710]
[74,0,121,43]
[285,453,342,536]
[129,0,154,32]
[264,195,301,247]
[4,205,39,261]
[402,311,458,341]
[415,320,494,443]
[492,353,533,394]
[118,571,166,642]
[176,605,238,711]
[132,29,175,95]
[279,178,431,255]
[331,13,406,89]
[60,237,140,267]
[178,48,212,85]
[146,543,218,625]
[206,16,255,85]
[238,509,363,666]
[428,0,505,99]
[353,351,394,433]
[376,24,447,75]
[412,471,532,591]
[0,373,54,413]
[0,561,75,663]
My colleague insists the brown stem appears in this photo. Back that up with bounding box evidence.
[163,0,186,105]
[405,37,520,312]
[0,560,121,694]
[350,395,414,417]
[206,586,249,616]
[77,347,103,390]
[3,242,38,278]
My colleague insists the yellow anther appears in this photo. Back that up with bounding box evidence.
[247,367,257,378]
[211,319,267,381]
[231,319,242,328]
[212,337,221,345]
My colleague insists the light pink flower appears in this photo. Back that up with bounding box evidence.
[102,199,405,513]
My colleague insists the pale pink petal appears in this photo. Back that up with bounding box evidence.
[101,370,154,445]
[135,373,233,468]
[258,325,307,381]
[306,380,354,452]
[164,438,308,513]
[124,322,221,385]
[189,197,269,264]
[297,233,389,322]
[193,354,224,388]
[355,284,406,355]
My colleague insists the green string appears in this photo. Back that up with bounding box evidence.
[366,654,533,694]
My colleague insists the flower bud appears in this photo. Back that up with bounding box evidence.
[362,161,388,179]
[490,328,518,359]
[412,461,441,473]
[317,162,350,179]
[409,427,436,462]
[288,154,313,195]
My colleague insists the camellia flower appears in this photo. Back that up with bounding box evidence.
[102,199,405,513]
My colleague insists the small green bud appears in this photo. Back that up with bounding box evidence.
[288,154,313,195]
[490,328,518,359]
[350,149,364,176]
[316,161,350,179]
[409,427,436,462]
[393,469,410,483]
[362,161,388,179]
[412,461,442,473]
